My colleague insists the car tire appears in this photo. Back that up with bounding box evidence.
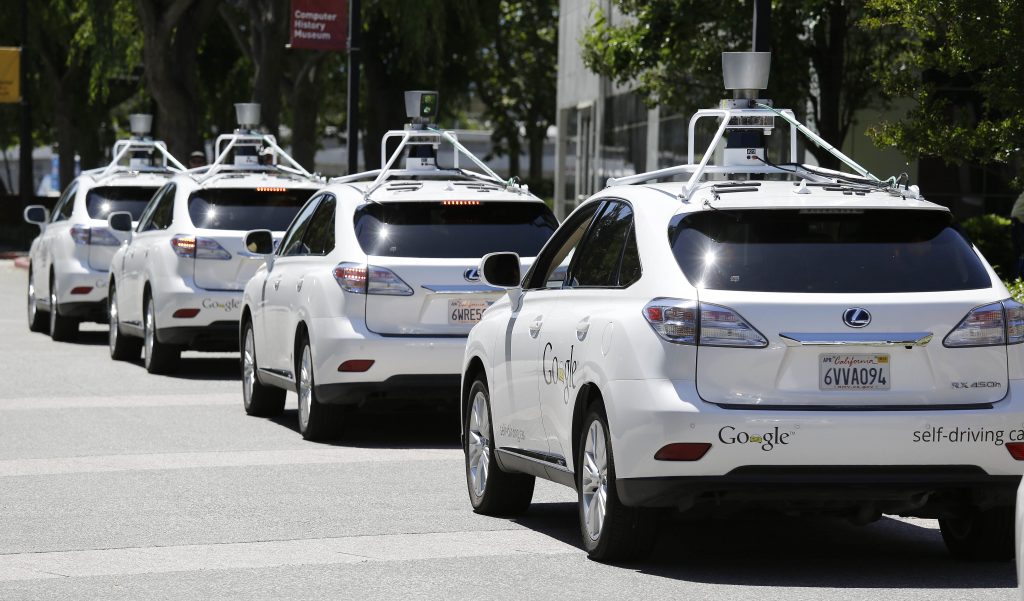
[48,273,79,341]
[464,377,535,516]
[108,282,141,361]
[242,320,285,416]
[577,407,657,562]
[143,295,180,374]
[295,334,342,441]
[27,267,47,333]
[940,506,1015,561]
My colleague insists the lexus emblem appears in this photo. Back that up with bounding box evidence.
[842,308,871,328]
[464,268,481,282]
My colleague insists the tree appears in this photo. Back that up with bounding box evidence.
[360,0,497,170]
[863,0,1024,181]
[475,0,557,187]
[134,0,221,161]
[581,0,899,169]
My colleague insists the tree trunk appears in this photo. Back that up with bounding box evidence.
[249,0,289,137]
[807,0,847,170]
[290,54,326,171]
[135,0,220,161]
[54,78,77,189]
[361,49,405,170]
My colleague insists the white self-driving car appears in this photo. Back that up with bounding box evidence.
[461,53,1024,562]
[106,104,322,373]
[239,91,559,441]
[24,115,185,341]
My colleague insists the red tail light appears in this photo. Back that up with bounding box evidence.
[171,235,197,257]
[70,286,93,295]
[173,308,200,318]
[1006,443,1024,460]
[654,442,712,461]
[338,359,374,372]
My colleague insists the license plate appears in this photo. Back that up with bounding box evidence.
[448,299,492,325]
[819,354,890,390]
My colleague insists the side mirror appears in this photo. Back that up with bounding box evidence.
[24,205,48,227]
[244,229,274,255]
[480,252,522,289]
[108,211,133,233]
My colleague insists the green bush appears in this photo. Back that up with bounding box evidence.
[1006,278,1024,303]
[960,214,1016,279]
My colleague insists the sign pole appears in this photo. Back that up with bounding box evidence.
[19,0,31,204]
[346,0,360,175]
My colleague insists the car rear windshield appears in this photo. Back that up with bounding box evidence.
[669,209,991,293]
[187,188,313,231]
[354,201,559,258]
[86,186,159,220]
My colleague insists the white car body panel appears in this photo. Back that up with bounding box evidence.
[464,180,1024,508]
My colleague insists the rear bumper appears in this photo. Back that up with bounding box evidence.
[155,284,243,331]
[605,378,1024,485]
[158,321,239,351]
[54,261,108,309]
[58,300,107,322]
[315,375,461,405]
[617,467,1020,512]
[308,316,465,403]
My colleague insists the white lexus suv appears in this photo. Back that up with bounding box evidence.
[461,53,1024,562]
[23,114,185,341]
[239,91,559,440]
[106,104,322,373]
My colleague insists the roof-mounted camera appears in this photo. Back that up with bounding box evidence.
[405,91,439,128]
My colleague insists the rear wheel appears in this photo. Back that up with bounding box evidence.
[143,295,180,374]
[577,407,657,562]
[940,506,1015,561]
[242,320,285,416]
[464,378,535,515]
[48,273,78,341]
[27,268,47,332]
[296,335,342,440]
[108,283,141,361]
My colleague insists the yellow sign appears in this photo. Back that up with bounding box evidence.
[0,48,20,104]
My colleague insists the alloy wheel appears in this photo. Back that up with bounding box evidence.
[27,276,36,325]
[49,285,57,334]
[581,420,609,541]
[297,345,312,432]
[467,390,491,498]
[144,299,155,364]
[108,290,119,353]
[242,327,256,410]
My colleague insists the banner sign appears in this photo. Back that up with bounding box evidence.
[290,0,348,51]
[0,48,20,103]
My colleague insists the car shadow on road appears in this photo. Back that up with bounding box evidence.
[268,405,462,450]
[70,330,109,346]
[513,505,1016,589]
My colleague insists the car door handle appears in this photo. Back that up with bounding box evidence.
[296,278,303,292]
[529,316,543,338]
[273,278,281,291]
[576,317,591,341]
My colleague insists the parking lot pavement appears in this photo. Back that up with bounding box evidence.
[0,260,1016,600]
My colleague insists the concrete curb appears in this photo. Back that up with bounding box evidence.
[13,257,28,269]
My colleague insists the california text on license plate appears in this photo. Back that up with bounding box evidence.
[819,354,890,390]
[448,299,492,325]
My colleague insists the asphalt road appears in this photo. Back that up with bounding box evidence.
[0,260,1016,600]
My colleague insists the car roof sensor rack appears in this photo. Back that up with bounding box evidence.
[606,52,917,202]
[330,91,527,201]
[84,114,189,181]
[193,103,322,184]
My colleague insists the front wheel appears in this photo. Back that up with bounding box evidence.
[108,283,141,361]
[143,295,180,374]
[27,268,47,333]
[940,506,1015,561]
[464,378,534,515]
[577,407,657,562]
[296,335,342,440]
[242,320,285,416]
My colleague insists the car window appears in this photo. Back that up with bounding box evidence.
[669,208,991,293]
[567,201,635,288]
[187,188,312,231]
[617,224,642,287]
[51,182,78,223]
[87,186,160,220]
[353,201,557,259]
[302,194,336,256]
[278,195,321,257]
[523,201,603,290]
[143,184,176,232]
